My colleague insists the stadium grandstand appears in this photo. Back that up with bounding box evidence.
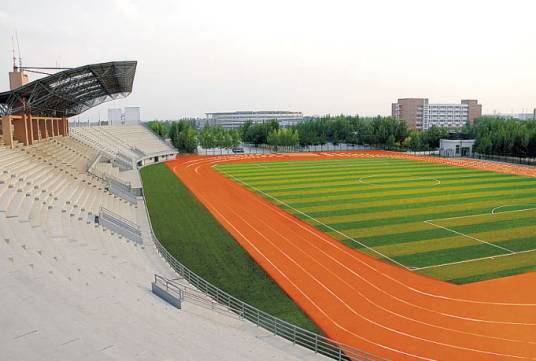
[0,62,329,361]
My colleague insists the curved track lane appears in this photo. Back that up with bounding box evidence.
[167,151,536,361]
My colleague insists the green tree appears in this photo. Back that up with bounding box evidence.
[148,120,170,138]
[466,117,536,157]
[169,120,198,153]
[198,125,215,154]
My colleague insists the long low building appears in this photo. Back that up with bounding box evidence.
[392,98,482,131]
[203,111,303,130]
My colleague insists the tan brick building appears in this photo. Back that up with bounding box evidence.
[392,98,482,131]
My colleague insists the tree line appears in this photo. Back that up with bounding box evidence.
[149,116,536,158]
[465,117,536,158]
[149,116,451,153]
[239,115,447,151]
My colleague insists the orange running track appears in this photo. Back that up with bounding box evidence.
[167,151,536,361]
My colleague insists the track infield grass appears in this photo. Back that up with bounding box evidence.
[216,157,536,284]
[140,163,319,332]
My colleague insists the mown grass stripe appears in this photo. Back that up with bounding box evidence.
[264,175,535,198]
[334,215,536,248]
[233,166,509,183]
[311,197,536,230]
[243,169,498,187]
[303,187,536,218]
[228,164,487,182]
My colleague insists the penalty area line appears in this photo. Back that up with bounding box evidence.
[423,220,514,254]
[412,248,536,271]
[219,169,413,271]
[491,205,536,215]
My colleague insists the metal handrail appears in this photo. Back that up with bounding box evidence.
[100,207,140,232]
[139,173,387,361]
[154,274,184,300]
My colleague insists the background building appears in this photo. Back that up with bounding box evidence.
[488,112,535,121]
[124,106,141,122]
[108,106,141,124]
[108,108,122,123]
[204,111,303,130]
[392,98,482,131]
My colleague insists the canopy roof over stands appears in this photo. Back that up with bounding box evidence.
[0,61,137,117]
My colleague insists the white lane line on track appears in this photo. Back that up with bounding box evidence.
[183,156,536,308]
[245,198,536,344]
[219,170,412,271]
[181,162,536,360]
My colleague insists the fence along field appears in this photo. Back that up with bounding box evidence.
[216,157,536,284]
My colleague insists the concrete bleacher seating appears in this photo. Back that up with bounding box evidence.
[0,135,324,361]
[71,124,176,169]
[71,124,176,201]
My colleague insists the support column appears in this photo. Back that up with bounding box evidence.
[26,114,33,146]
[58,117,65,136]
[32,117,39,142]
[22,114,29,145]
[1,116,13,148]
[54,118,60,137]
[45,118,51,139]
[39,118,46,141]
[62,117,69,135]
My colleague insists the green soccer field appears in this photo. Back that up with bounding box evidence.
[216,158,536,284]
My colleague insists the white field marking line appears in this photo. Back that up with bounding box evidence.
[413,248,536,271]
[178,168,432,361]
[492,205,536,215]
[420,205,536,258]
[415,205,536,270]
[196,156,536,306]
[423,220,515,254]
[189,174,526,361]
[247,200,536,344]
[359,175,441,187]
[189,165,536,359]
[222,179,536,327]
[219,169,413,271]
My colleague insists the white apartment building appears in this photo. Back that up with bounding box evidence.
[204,111,303,130]
[422,103,471,130]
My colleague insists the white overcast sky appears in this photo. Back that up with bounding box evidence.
[1,0,535,121]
